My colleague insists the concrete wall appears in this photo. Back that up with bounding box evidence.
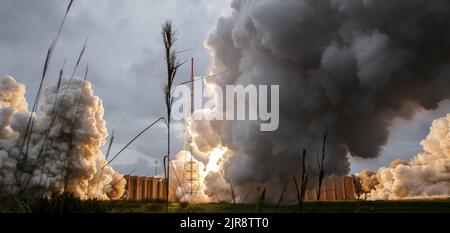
[124,175,177,201]
[324,177,336,200]
[126,175,355,202]
[334,176,346,200]
[303,176,356,201]
[344,176,356,200]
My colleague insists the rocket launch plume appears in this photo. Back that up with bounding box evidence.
[7,0,448,202]
[169,0,450,202]
[171,116,233,203]
[0,75,124,199]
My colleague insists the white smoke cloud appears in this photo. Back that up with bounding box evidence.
[171,146,232,203]
[368,113,450,199]
[170,111,233,203]
[0,75,28,141]
[0,75,124,200]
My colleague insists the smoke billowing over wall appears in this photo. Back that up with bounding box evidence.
[203,0,450,185]
[0,76,124,199]
[364,113,450,199]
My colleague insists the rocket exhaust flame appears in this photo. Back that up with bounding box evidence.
[171,113,233,203]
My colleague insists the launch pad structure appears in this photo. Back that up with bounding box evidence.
[182,57,200,202]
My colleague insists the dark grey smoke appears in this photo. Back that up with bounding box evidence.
[203,0,450,185]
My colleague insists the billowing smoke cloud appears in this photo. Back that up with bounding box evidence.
[357,169,379,195]
[171,125,233,203]
[366,113,450,199]
[0,75,124,200]
[202,0,450,185]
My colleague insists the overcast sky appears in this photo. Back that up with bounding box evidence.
[1,0,449,176]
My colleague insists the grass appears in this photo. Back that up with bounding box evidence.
[0,193,107,213]
[3,193,450,213]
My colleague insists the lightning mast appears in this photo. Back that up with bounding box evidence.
[183,57,199,202]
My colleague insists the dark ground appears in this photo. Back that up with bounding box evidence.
[108,199,450,213]
[2,193,450,213]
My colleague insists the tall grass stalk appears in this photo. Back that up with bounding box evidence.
[18,0,74,163]
[238,185,253,204]
[14,0,75,195]
[299,148,308,212]
[94,130,115,196]
[161,20,185,212]
[103,117,166,168]
[23,40,88,193]
[274,178,290,213]
[255,187,266,213]
[292,175,301,212]
[316,131,328,209]
[230,184,238,212]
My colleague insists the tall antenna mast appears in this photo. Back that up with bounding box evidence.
[190,58,194,199]
[191,57,194,123]
[183,57,199,202]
